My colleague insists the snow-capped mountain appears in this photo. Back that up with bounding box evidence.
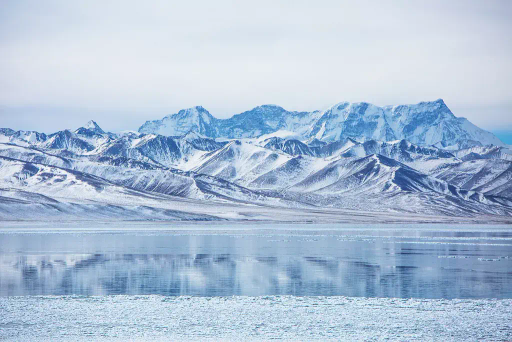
[216,105,320,138]
[0,101,511,222]
[138,100,504,148]
[139,106,217,137]
[0,128,48,146]
[453,145,512,161]
[77,120,106,135]
[429,158,512,198]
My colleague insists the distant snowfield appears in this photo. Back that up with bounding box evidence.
[1,295,510,341]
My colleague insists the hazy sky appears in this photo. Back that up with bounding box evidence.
[1,0,511,138]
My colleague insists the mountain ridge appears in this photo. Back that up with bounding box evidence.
[137,99,504,148]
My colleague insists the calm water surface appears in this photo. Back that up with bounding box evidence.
[1,223,511,298]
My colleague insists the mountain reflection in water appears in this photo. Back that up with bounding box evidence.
[1,226,511,298]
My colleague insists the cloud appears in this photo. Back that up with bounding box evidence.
[0,0,511,132]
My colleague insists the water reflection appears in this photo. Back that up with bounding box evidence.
[0,228,511,298]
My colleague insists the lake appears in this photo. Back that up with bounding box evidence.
[1,223,511,299]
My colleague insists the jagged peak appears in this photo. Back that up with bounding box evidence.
[0,128,16,135]
[84,120,105,133]
[413,98,450,110]
[162,106,212,120]
[74,120,106,135]
[179,106,209,114]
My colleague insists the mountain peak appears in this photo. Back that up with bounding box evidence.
[185,105,207,112]
[139,106,217,137]
[416,98,448,110]
[176,106,213,118]
[250,104,286,112]
[83,120,105,134]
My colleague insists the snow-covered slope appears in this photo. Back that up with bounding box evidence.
[453,145,512,161]
[248,155,330,189]
[279,154,512,216]
[262,137,459,174]
[191,140,294,185]
[291,154,477,198]
[0,128,48,146]
[0,157,219,221]
[96,132,226,169]
[429,159,512,198]
[0,144,300,208]
[0,155,312,221]
[263,137,316,157]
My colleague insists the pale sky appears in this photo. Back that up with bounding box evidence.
[0,0,511,138]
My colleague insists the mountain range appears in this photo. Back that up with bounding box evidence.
[138,99,503,148]
[1,99,511,223]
